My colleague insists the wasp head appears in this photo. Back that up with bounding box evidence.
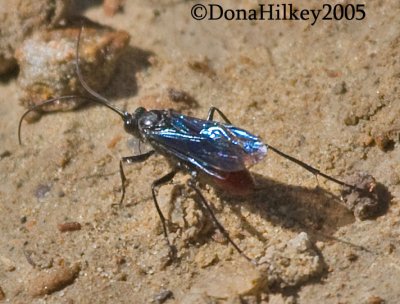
[123,107,146,138]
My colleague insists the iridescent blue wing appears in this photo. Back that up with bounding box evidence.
[147,111,267,177]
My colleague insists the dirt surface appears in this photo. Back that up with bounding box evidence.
[0,1,399,303]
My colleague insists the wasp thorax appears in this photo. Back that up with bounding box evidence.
[139,111,160,130]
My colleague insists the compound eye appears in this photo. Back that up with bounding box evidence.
[122,113,137,135]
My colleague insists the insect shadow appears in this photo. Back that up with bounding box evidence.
[19,26,378,265]
[228,175,354,240]
[104,45,153,101]
[69,0,103,14]
[0,64,19,83]
[163,174,354,249]
[221,172,390,248]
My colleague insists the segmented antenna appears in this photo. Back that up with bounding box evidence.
[75,26,126,118]
[18,95,85,144]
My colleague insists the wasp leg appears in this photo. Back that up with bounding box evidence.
[118,150,155,205]
[151,170,178,255]
[207,106,232,124]
[187,178,255,263]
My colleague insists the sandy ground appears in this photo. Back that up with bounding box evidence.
[0,0,399,303]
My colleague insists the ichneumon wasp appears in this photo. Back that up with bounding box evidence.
[18,26,366,263]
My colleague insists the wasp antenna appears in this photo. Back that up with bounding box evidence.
[18,95,87,145]
[76,26,126,118]
[267,144,365,192]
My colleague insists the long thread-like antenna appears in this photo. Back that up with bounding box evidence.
[75,26,126,118]
[18,95,84,144]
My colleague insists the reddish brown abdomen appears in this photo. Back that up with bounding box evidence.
[210,169,255,196]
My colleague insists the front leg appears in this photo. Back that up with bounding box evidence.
[207,106,232,124]
[118,150,155,205]
[151,170,178,256]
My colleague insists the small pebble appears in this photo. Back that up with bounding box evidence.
[20,216,27,224]
[287,232,312,253]
[0,255,16,272]
[16,25,130,112]
[367,295,385,304]
[194,250,219,268]
[258,233,323,288]
[344,114,359,126]
[35,184,51,199]
[153,289,173,304]
[332,81,347,95]
[0,0,70,76]
[57,222,82,233]
[28,263,80,296]
[189,262,264,299]
[315,241,325,251]
[374,133,394,152]
[341,172,382,220]
[104,0,125,16]
[187,56,216,77]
